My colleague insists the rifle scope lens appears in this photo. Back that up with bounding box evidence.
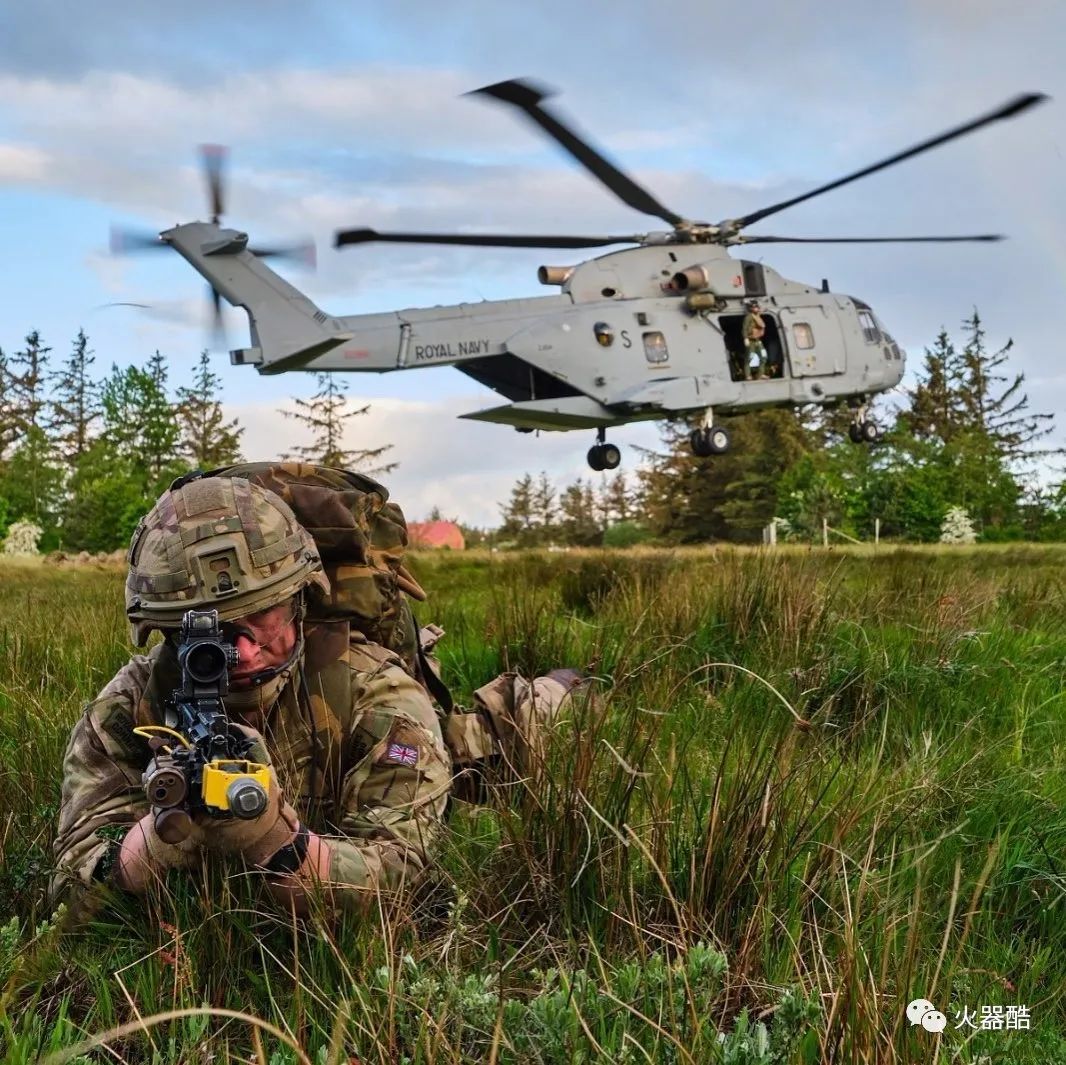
[184,642,229,684]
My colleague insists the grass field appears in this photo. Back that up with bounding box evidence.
[0,546,1063,1064]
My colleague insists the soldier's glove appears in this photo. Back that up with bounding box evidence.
[201,771,302,868]
[197,726,302,869]
[115,812,205,894]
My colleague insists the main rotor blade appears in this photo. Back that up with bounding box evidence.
[334,227,643,250]
[739,233,1005,244]
[735,92,1048,228]
[200,143,228,224]
[469,78,685,227]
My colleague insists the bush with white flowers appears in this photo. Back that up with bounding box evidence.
[2,520,43,556]
[939,506,977,545]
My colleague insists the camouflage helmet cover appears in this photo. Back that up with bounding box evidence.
[125,476,329,644]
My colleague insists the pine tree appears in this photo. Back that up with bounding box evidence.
[0,348,15,460]
[283,373,395,473]
[955,310,1055,460]
[100,359,184,490]
[901,312,1058,531]
[499,473,535,546]
[176,350,243,468]
[0,331,59,528]
[59,358,187,550]
[557,479,602,546]
[906,329,958,442]
[5,330,51,437]
[48,328,101,462]
[599,472,634,525]
[144,352,184,484]
[531,471,557,543]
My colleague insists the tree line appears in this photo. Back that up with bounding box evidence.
[0,330,388,552]
[497,312,1065,546]
[2,312,1062,554]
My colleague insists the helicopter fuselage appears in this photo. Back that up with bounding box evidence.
[163,223,904,434]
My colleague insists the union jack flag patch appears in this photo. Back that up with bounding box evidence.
[384,742,419,768]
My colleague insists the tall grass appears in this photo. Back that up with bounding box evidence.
[1,547,1063,1062]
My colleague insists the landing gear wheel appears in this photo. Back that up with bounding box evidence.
[689,429,713,458]
[587,443,621,471]
[599,443,621,470]
[707,426,731,454]
[690,427,731,457]
[861,420,881,444]
[848,423,864,444]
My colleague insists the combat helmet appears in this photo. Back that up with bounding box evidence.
[125,475,329,645]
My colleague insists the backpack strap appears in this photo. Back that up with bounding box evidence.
[413,613,454,713]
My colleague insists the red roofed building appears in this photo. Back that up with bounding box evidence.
[408,520,465,550]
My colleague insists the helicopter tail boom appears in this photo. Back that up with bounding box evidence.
[161,221,348,372]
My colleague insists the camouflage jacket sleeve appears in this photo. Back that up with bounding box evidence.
[51,653,155,903]
[322,645,451,908]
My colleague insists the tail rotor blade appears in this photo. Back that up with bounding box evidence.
[200,144,228,223]
[208,284,227,349]
[110,225,166,253]
[250,240,318,269]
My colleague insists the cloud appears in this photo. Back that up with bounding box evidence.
[231,391,660,527]
[2,2,1063,458]
[0,142,48,183]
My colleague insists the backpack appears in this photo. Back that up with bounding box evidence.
[210,461,431,685]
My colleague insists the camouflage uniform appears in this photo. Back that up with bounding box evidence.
[742,309,767,379]
[52,619,452,910]
[52,471,582,911]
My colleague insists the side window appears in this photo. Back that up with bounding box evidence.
[741,261,766,296]
[792,322,815,350]
[858,310,880,343]
[643,331,669,364]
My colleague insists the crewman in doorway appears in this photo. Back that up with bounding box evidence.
[742,300,767,380]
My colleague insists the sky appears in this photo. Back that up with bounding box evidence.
[0,1,1063,526]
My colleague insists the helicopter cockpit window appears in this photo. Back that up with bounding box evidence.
[792,322,815,350]
[643,331,669,364]
[858,310,881,344]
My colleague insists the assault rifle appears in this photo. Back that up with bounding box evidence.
[139,609,272,844]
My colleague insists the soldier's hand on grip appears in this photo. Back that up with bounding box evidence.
[200,771,301,867]
[115,812,205,894]
[197,725,302,868]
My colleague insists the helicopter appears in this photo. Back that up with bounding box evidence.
[113,80,1046,471]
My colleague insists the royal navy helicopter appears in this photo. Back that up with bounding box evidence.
[112,81,1046,471]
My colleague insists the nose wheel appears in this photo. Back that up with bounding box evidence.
[588,428,621,471]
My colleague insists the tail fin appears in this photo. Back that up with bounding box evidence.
[162,221,349,372]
